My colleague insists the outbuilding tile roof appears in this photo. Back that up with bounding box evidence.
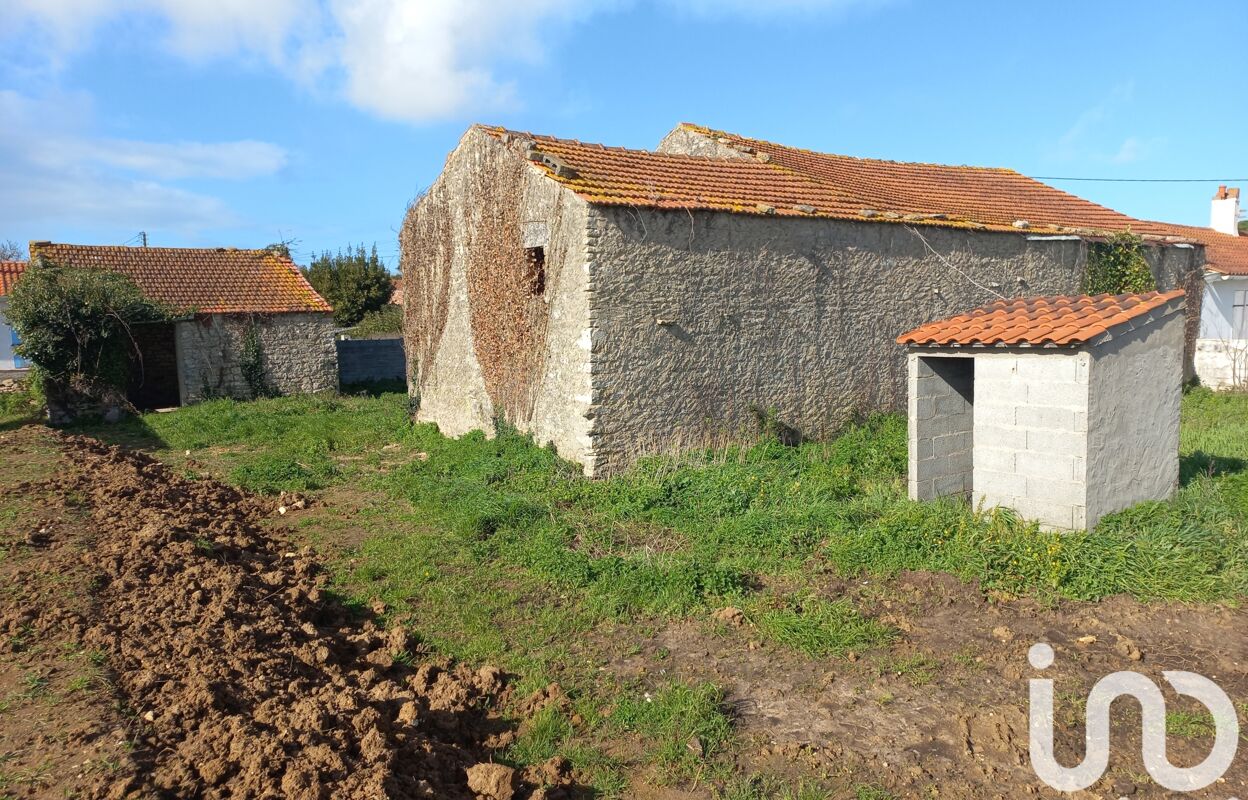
[897,290,1186,348]
[0,261,25,297]
[479,124,1191,241]
[27,243,331,314]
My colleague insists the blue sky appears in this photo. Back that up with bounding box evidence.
[1,0,1244,271]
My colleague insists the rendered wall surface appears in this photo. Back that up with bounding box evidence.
[401,129,595,469]
[1084,311,1183,526]
[970,350,1091,531]
[588,206,1101,474]
[176,312,337,403]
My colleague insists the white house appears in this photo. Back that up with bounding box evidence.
[0,261,27,373]
[1165,187,1248,389]
[900,290,1186,531]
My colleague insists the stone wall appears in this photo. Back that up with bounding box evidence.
[1085,309,1184,526]
[401,128,595,469]
[586,206,1199,475]
[177,312,337,402]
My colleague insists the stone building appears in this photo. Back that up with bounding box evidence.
[402,123,1204,476]
[29,242,336,408]
[899,290,1186,530]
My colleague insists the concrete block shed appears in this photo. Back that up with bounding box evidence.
[897,290,1187,530]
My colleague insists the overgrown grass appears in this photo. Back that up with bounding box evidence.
[609,681,734,784]
[73,386,1248,795]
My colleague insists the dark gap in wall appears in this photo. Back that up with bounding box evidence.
[524,247,546,295]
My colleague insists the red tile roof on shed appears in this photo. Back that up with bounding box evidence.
[478,124,1193,241]
[0,261,25,298]
[27,243,331,314]
[897,290,1186,348]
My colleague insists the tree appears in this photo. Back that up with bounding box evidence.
[1239,219,1247,236]
[301,244,392,327]
[0,240,23,260]
[8,262,170,417]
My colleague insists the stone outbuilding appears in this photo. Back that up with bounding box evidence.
[898,290,1187,530]
[28,242,337,409]
[402,123,1204,476]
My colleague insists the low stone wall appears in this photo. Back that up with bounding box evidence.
[177,312,337,402]
[337,337,407,386]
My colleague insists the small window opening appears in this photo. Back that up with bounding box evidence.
[1234,290,1248,338]
[524,246,546,295]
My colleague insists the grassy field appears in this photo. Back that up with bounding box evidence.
[9,385,1247,797]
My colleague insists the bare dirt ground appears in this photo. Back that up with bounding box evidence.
[0,427,574,799]
[612,571,1248,798]
[3,425,1247,799]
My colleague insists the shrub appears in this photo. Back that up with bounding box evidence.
[7,263,171,417]
[302,244,392,327]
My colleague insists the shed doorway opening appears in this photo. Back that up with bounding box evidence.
[912,356,974,499]
[127,322,181,410]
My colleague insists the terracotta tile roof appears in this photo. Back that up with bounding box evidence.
[477,124,1192,241]
[1150,223,1248,275]
[0,261,25,298]
[690,124,1183,239]
[897,290,1186,348]
[27,243,331,314]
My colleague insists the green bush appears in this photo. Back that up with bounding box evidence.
[347,304,402,338]
[302,244,392,327]
[7,262,171,389]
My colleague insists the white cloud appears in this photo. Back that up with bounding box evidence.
[1052,82,1164,165]
[0,89,288,233]
[0,0,885,124]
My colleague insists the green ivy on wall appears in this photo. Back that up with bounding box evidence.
[240,321,275,399]
[1082,231,1156,295]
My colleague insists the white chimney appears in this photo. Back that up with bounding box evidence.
[1211,185,1240,236]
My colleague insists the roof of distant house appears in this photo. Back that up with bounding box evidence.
[897,290,1186,348]
[27,243,332,314]
[1150,223,1248,275]
[477,124,1191,242]
[0,261,25,298]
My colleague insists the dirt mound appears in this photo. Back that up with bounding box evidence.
[0,432,572,799]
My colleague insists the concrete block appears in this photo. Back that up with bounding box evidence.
[933,393,971,417]
[1073,410,1088,433]
[916,397,934,421]
[933,472,970,497]
[973,357,1017,379]
[974,424,1027,449]
[1026,476,1086,506]
[974,403,1016,427]
[923,413,972,438]
[1016,451,1075,479]
[1016,406,1074,431]
[1009,497,1075,530]
[974,378,1028,402]
[932,432,971,457]
[1025,428,1087,455]
[974,447,1016,473]
[1026,381,1086,409]
[974,468,1028,499]
[909,477,933,501]
[1016,356,1079,382]
[915,437,932,461]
